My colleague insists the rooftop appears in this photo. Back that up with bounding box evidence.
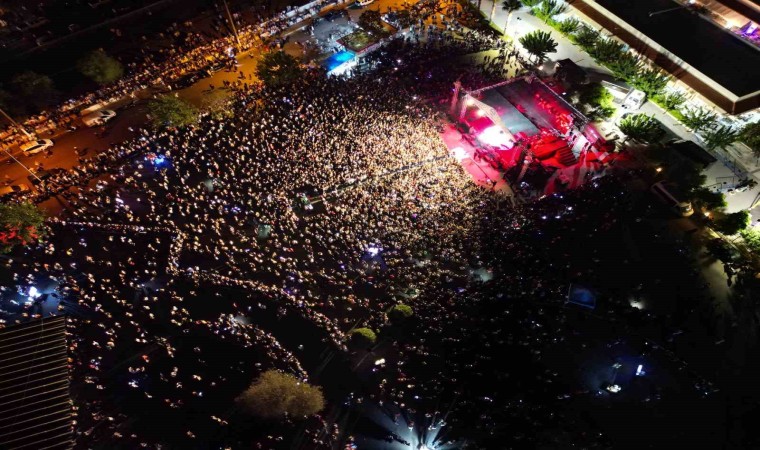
[596,0,760,97]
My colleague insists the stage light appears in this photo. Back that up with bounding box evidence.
[28,286,41,299]
[419,445,430,450]
[636,364,645,376]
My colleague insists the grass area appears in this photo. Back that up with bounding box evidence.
[338,29,383,53]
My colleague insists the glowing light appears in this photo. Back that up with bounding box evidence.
[419,445,431,450]
[28,287,41,299]
[465,97,475,106]
[367,246,380,256]
[451,146,468,161]
[374,358,386,365]
[636,364,645,376]
[655,167,662,172]
[477,125,512,147]
[606,384,622,393]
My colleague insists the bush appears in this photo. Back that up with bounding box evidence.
[349,327,377,347]
[606,52,641,81]
[388,304,414,323]
[237,370,324,419]
[680,107,717,133]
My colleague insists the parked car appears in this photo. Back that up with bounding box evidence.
[171,71,203,89]
[20,139,54,155]
[82,109,116,127]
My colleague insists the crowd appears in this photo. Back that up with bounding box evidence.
[0,3,724,449]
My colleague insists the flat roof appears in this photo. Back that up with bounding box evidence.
[597,0,760,96]
[0,316,73,450]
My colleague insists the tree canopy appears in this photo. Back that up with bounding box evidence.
[77,49,124,85]
[577,83,615,119]
[703,125,739,152]
[680,107,717,133]
[349,327,377,348]
[714,210,750,235]
[388,304,414,323]
[237,370,324,419]
[618,114,664,143]
[11,71,56,110]
[519,30,557,63]
[147,95,199,129]
[256,50,303,88]
[0,202,45,253]
[631,68,669,97]
[572,25,599,50]
[739,121,760,155]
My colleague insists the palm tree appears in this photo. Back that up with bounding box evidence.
[703,125,740,152]
[617,114,664,143]
[518,30,558,63]
[501,0,522,35]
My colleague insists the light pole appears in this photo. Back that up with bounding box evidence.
[0,107,34,140]
[649,0,696,17]
[2,148,42,183]
[222,0,242,52]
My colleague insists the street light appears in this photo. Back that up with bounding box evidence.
[649,0,697,17]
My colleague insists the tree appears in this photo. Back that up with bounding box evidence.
[521,0,541,7]
[740,227,760,254]
[201,91,233,120]
[572,25,599,50]
[630,67,669,97]
[578,83,615,119]
[739,121,760,155]
[349,327,377,348]
[77,49,124,85]
[11,71,56,109]
[256,50,303,88]
[606,52,641,81]
[147,95,199,129]
[533,0,565,23]
[388,304,413,323]
[680,107,717,133]
[703,125,739,152]
[358,10,384,33]
[656,91,686,111]
[714,210,750,235]
[690,187,726,211]
[588,38,624,64]
[395,10,413,28]
[0,202,45,253]
[237,370,324,419]
[557,17,580,35]
[501,0,522,35]
[518,30,557,63]
[618,114,664,143]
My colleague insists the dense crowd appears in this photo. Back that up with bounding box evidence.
[0,4,728,450]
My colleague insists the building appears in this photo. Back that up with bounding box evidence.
[572,0,760,114]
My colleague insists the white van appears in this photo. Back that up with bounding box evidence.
[82,109,116,127]
[623,89,646,110]
[19,139,54,155]
[651,181,693,217]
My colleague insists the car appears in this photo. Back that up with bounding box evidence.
[19,139,54,155]
[82,109,117,127]
[171,71,203,89]
[0,184,30,200]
